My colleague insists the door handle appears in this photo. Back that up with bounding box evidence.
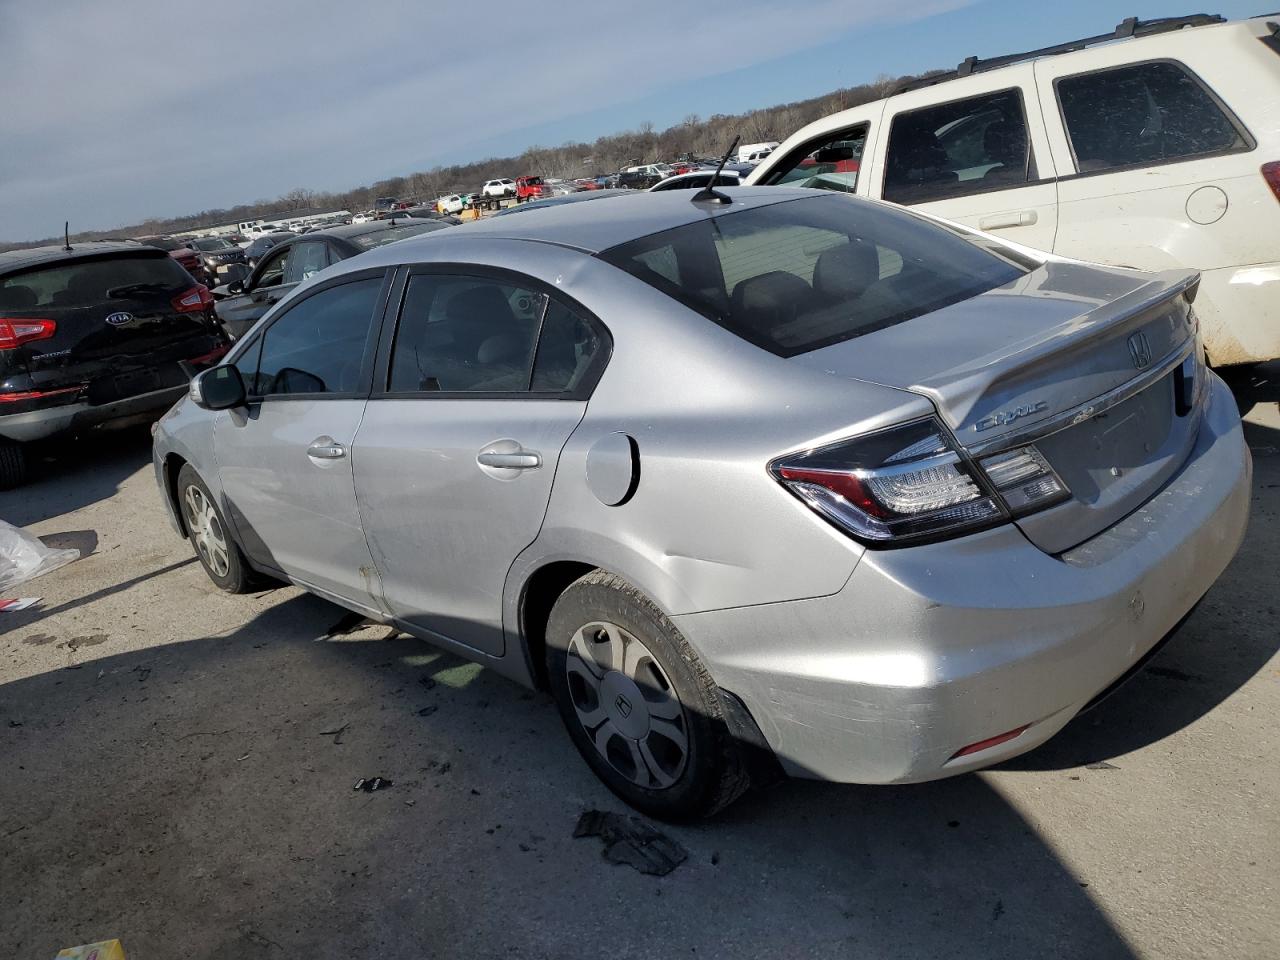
[978,210,1038,230]
[307,436,346,460]
[477,450,541,469]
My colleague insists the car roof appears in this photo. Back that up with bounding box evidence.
[388,186,815,255]
[0,240,161,276]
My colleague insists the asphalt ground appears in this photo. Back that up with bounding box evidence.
[1,385,1277,959]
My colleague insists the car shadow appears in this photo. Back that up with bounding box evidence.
[0,593,1137,959]
[999,416,1280,772]
[0,424,156,527]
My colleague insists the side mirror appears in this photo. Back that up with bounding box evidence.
[190,365,246,411]
[226,279,245,296]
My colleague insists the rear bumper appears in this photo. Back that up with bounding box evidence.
[0,385,186,443]
[1196,261,1280,365]
[674,373,1251,783]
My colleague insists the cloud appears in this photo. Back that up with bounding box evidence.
[0,0,968,241]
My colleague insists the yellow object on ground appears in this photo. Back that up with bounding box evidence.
[55,940,126,960]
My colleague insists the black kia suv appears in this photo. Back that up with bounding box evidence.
[0,241,229,488]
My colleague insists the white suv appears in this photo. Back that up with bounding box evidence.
[749,13,1280,368]
[482,178,516,197]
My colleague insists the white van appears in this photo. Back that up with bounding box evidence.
[748,14,1280,367]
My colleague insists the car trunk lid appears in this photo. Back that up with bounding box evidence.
[0,250,226,403]
[793,260,1204,553]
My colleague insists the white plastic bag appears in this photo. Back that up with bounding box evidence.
[0,519,80,592]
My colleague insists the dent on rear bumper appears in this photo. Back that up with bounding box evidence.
[674,375,1251,784]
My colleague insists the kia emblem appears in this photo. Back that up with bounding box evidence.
[1127,331,1152,369]
[105,311,134,327]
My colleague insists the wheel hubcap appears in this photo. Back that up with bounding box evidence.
[183,484,230,578]
[564,621,688,790]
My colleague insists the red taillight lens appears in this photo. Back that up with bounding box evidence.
[1262,162,1280,203]
[950,724,1031,760]
[0,317,57,350]
[770,417,1005,546]
[171,285,213,313]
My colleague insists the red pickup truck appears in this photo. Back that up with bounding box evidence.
[515,176,551,202]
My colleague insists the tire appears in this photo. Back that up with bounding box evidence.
[176,463,257,593]
[546,570,750,821]
[0,440,27,490]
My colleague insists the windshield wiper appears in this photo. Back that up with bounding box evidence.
[107,282,170,298]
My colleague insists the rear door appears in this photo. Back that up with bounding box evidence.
[0,250,224,400]
[870,65,1060,251]
[213,271,391,612]
[353,268,609,655]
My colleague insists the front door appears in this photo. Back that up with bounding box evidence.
[214,273,389,613]
[870,64,1060,252]
[354,270,609,655]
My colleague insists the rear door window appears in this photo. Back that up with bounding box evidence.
[0,254,192,310]
[286,241,331,283]
[387,274,604,395]
[249,277,382,396]
[599,194,1026,357]
[1056,60,1250,172]
[883,89,1035,204]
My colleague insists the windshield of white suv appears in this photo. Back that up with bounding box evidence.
[598,194,1027,357]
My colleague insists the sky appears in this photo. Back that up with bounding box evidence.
[0,0,1266,242]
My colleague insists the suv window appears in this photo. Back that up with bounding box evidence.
[761,124,868,193]
[247,277,381,396]
[1057,61,1249,172]
[388,274,601,394]
[0,254,192,310]
[883,89,1033,204]
[599,194,1026,358]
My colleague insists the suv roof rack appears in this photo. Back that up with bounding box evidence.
[896,13,1227,94]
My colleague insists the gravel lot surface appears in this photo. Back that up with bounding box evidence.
[2,389,1277,960]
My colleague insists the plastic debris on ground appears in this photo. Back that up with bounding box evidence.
[353,776,392,792]
[0,519,80,592]
[55,940,127,960]
[573,810,688,876]
[1,598,41,612]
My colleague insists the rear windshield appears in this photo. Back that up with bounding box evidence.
[351,221,449,249]
[0,254,193,311]
[598,194,1028,357]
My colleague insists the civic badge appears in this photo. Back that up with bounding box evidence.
[105,311,134,327]
[1127,331,1152,369]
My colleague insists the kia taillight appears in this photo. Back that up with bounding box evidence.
[1262,162,1280,203]
[771,417,1070,547]
[172,285,213,314]
[0,317,56,351]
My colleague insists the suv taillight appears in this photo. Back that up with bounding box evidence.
[0,317,56,350]
[1263,162,1280,203]
[172,285,213,314]
[771,417,1070,547]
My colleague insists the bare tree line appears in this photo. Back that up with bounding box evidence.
[3,71,923,251]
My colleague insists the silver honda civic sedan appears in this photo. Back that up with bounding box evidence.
[153,188,1251,819]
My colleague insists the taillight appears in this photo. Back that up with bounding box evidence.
[771,418,1005,546]
[0,317,56,351]
[977,446,1070,515]
[172,285,213,313]
[1262,162,1280,203]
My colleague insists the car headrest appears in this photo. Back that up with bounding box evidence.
[730,271,814,336]
[2,285,38,310]
[812,241,881,302]
[443,285,518,353]
[476,333,526,366]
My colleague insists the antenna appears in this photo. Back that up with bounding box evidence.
[64,221,73,251]
[691,136,740,205]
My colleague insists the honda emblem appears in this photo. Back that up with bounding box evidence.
[1127,331,1152,369]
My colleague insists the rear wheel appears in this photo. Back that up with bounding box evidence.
[546,570,749,821]
[0,440,27,490]
[177,463,256,593]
